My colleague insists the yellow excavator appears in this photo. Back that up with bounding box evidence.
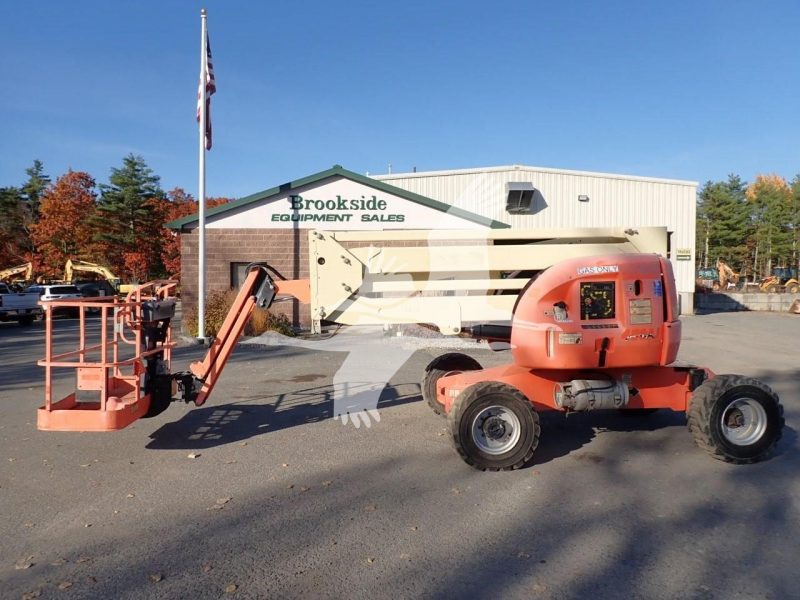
[716,259,740,290]
[64,260,136,294]
[0,262,34,288]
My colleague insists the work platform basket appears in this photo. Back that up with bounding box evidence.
[37,282,177,431]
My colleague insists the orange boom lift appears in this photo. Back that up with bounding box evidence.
[37,256,784,470]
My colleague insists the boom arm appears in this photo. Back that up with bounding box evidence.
[184,264,309,407]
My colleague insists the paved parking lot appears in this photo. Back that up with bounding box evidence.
[1,311,799,599]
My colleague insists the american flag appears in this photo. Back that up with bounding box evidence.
[197,30,216,150]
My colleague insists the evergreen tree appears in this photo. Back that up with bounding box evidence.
[19,160,51,258]
[746,175,793,276]
[93,154,165,277]
[790,175,800,274]
[696,175,751,272]
[22,159,51,219]
[0,186,26,264]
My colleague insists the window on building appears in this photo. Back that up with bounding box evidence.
[230,262,250,289]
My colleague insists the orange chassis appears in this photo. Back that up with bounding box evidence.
[438,364,714,416]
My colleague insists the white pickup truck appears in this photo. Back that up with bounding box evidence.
[0,283,42,325]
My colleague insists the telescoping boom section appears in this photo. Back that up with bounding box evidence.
[37,265,306,432]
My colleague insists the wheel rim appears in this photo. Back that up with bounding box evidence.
[720,398,768,446]
[471,405,521,455]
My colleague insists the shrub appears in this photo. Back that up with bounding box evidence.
[182,289,294,338]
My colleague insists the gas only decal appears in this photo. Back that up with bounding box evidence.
[558,333,583,345]
[577,265,619,275]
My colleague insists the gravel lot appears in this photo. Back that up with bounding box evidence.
[1,310,798,599]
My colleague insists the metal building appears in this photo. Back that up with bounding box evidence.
[170,164,698,328]
[375,165,698,311]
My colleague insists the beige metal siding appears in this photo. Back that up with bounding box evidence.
[376,166,697,297]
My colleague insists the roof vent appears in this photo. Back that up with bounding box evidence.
[505,182,536,214]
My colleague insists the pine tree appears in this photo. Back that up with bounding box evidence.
[746,175,793,276]
[0,186,26,264]
[696,175,751,273]
[789,175,800,275]
[93,154,165,278]
[22,160,51,219]
[19,160,51,258]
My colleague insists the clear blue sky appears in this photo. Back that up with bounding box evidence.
[1,0,799,199]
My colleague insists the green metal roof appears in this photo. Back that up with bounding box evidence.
[166,165,510,230]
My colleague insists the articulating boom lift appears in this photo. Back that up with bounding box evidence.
[38,255,783,470]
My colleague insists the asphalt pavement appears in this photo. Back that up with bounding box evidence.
[1,310,799,599]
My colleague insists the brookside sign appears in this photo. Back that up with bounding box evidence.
[272,194,405,224]
[203,177,486,231]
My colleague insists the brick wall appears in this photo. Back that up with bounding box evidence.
[181,228,309,328]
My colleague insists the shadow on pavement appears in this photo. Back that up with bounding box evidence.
[146,381,422,450]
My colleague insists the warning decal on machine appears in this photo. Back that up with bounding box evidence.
[629,299,653,324]
[577,265,619,275]
[558,333,583,345]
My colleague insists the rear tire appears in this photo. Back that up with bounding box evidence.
[687,375,784,464]
[449,382,539,471]
[422,353,481,417]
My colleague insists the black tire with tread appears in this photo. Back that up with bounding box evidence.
[687,374,784,464]
[422,353,482,417]
[18,316,35,326]
[449,381,539,471]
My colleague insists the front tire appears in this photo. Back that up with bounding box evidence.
[449,382,539,471]
[786,283,799,294]
[422,353,481,417]
[687,375,784,464]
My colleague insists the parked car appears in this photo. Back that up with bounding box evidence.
[26,284,84,316]
[75,280,117,298]
[0,282,42,325]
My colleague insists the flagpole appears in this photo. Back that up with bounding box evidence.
[197,8,208,342]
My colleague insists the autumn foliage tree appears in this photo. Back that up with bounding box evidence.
[30,171,97,278]
[157,188,230,277]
